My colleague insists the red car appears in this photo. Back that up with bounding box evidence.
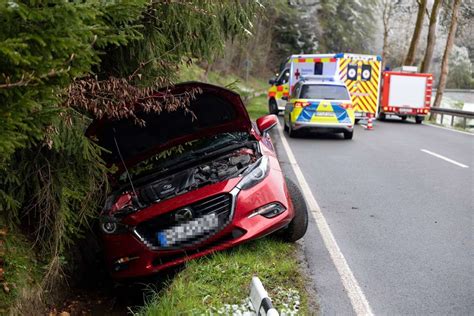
[88,82,308,279]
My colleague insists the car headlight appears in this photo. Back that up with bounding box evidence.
[100,216,130,234]
[237,156,270,190]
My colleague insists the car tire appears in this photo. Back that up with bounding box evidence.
[284,120,289,132]
[281,177,308,242]
[378,112,386,121]
[269,99,278,115]
[343,130,353,140]
[400,116,407,121]
[355,119,360,124]
[415,116,424,124]
[288,122,297,138]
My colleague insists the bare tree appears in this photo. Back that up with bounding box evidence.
[433,0,462,108]
[404,0,428,65]
[420,0,444,73]
[381,0,395,70]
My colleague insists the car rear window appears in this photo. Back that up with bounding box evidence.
[300,84,350,100]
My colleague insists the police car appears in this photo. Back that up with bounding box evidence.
[283,76,355,139]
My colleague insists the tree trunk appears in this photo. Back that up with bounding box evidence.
[381,0,393,71]
[420,0,443,73]
[404,0,428,66]
[433,0,462,108]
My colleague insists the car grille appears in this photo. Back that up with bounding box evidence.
[134,194,233,250]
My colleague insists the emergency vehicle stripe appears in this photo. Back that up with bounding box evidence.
[358,93,373,112]
[337,57,381,114]
[372,65,380,78]
[292,57,338,63]
[358,81,377,112]
[360,80,377,98]
[355,96,369,112]
[339,59,351,80]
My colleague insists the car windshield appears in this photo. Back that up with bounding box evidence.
[300,84,350,100]
[118,132,249,184]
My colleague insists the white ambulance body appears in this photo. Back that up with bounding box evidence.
[285,53,382,120]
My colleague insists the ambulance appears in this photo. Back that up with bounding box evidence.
[269,53,382,120]
[267,69,290,114]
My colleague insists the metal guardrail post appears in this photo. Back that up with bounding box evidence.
[429,107,474,129]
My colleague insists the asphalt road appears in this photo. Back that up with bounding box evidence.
[272,118,474,315]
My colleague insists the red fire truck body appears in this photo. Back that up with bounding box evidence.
[379,69,433,124]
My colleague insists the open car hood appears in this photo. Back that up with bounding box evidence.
[86,82,252,171]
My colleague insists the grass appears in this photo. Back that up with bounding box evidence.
[178,63,270,120]
[0,225,44,314]
[135,238,308,315]
[178,63,269,115]
[246,95,268,120]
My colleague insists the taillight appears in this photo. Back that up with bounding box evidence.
[383,106,388,111]
[294,101,310,108]
[424,108,429,114]
[341,103,353,110]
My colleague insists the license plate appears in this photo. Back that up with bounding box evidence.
[400,108,412,113]
[156,213,219,247]
[315,112,334,117]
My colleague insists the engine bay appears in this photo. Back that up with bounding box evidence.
[138,147,256,204]
[107,145,259,216]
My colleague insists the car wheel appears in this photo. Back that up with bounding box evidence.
[284,119,289,132]
[343,130,353,140]
[269,99,278,115]
[378,112,386,121]
[355,119,360,124]
[415,116,424,124]
[280,177,308,242]
[288,122,297,138]
[401,116,407,121]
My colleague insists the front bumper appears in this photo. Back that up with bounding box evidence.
[102,160,293,279]
[291,121,353,133]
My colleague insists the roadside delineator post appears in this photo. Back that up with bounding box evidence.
[362,113,374,130]
[250,276,279,316]
[366,114,374,130]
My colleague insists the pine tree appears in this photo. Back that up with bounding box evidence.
[0,1,261,305]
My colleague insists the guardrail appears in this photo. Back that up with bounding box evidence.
[429,107,474,128]
[432,89,474,93]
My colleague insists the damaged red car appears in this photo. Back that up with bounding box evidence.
[87,82,308,279]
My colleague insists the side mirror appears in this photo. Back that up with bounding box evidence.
[281,96,288,101]
[268,78,276,85]
[256,114,278,135]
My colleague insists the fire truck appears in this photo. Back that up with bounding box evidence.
[378,66,433,124]
[269,53,382,121]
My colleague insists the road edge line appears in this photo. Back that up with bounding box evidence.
[276,123,374,316]
[425,122,474,136]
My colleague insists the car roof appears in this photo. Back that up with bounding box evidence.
[300,80,347,86]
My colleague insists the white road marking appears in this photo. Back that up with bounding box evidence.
[276,123,374,316]
[421,149,469,168]
[425,123,474,136]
